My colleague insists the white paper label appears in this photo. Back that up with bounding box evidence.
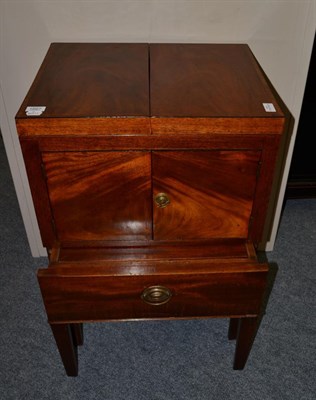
[25,106,46,116]
[262,103,276,112]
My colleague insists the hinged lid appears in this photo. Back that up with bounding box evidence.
[16,43,286,136]
[16,43,151,135]
[150,43,285,134]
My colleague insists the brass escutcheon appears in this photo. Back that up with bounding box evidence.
[141,285,172,306]
[154,193,170,208]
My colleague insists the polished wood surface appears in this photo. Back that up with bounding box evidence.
[38,258,268,323]
[16,43,150,119]
[150,43,284,118]
[153,150,260,240]
[16,116,151,136]
[16,43,285,136]
[57,239,252,261]
[20,133,268,151]
[150,117,285,136]
[42,151,152,241]
[15,43,289,375]
[41,148,264,243]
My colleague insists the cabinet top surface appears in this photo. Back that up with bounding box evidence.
[16,42,285,122]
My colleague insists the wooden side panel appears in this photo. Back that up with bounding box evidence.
[249,135,282,246]
[38,261,268,323]
[42,151,152,242]
[152,151,261,240]
[19,139,56,248]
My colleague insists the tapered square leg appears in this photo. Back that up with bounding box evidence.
[233,317,259,370]
[50,323,79,376]
[228,318,239,340]
[70,323,84,346]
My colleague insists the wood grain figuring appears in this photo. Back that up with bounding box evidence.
[16,117,151,136]
[16,43,150,119]
[16,117,285,136]
[38,260,268,323]
[150,44,284,118]
[150,117,285,135]
[42,151,152,241]
[153,151,261,240]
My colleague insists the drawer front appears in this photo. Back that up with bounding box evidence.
[153,151,261,240]
[38,262,268,323]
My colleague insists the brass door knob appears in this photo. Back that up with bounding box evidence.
[141,285,172,305]
[154,193,170,208]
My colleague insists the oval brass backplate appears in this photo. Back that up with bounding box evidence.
[154,193,170,208]
[141,285,172,306]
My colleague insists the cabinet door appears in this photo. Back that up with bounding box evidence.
[152,151,261,240]
[42,151,151,242]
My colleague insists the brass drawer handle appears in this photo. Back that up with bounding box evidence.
[141,285,172,306]
[154,193,170,208]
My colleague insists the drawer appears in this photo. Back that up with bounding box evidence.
[38,258,268,323]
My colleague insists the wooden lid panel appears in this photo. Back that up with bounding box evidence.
[16,43,150,119]
[150,43,284,118]
[16,43,286,137]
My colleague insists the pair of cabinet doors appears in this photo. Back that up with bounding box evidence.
[42,149,261,243]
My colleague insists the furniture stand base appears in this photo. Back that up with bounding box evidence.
[50,318,260,376]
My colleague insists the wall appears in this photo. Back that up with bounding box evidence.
[0,0,315,256]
